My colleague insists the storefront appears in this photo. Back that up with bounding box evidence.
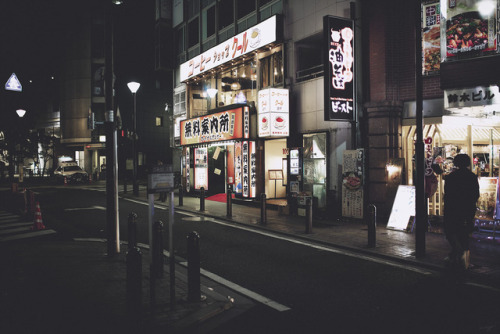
[402,86,500,232]
[177,15,287,200]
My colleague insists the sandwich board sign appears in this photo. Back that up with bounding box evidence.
[5,73,22,92]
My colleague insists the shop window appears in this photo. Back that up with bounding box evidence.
[188,18,199,48]
[237,0,255,19]
[217,62,257,107]
[295,33,323,82]
[202,6,216,40]
[260,51,283,88]
[218,0,234,30]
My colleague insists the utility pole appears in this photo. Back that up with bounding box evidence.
[105,1,120,255]
[414,0,425,258]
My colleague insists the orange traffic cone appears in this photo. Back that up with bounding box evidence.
[31,202,46,230]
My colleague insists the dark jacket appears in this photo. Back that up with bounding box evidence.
[443,168,480,223]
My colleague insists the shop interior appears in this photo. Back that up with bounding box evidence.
[403,115,500,231]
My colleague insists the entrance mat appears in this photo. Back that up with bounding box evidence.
[205,193,235,203]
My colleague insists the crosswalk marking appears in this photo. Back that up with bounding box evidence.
[0,211,56,242]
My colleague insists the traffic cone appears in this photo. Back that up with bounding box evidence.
[31,202,46,230]
[64,176,68,186]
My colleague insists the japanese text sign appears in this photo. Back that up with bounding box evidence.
[444,86,499,109]
[180,16,277,82]
[323,16,354,121]
[180,107,248,145]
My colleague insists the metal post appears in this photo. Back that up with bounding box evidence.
[126,246,142,314]
[151,221,164,278]
[169,191,175,306]
[305,198,313,234]
[128,212,138,250]
[227,187,232,218]
[178,184,183,206]
[200,187,205,212]
[368,204,376,248]
[187,231,201,302]
[260,193,267,225]
[132,91,139,196]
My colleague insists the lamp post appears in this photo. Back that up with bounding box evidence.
[128,81,140,196]
[16,109,27,183]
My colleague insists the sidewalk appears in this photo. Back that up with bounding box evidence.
[120,185,500,287]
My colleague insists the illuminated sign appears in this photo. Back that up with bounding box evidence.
[442,0,497,61]
[242,141,256,198]
[387,185,416,231]
[180,107,249,145]
[323,16,354,121]
[422,2,441,75]
[5,73,22,92]
[444,85,500,109]
[180,15,277,81]
[258,88,289,137]
[194,147,208,190]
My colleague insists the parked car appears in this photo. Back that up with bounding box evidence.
[54,162,88,184]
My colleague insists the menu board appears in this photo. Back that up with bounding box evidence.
[387,185,416,231]
[194,148,208,190]
[342,150,364,219]
[476,177,497,220]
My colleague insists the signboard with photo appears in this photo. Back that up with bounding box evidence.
[422,1,441,75]
[387,185,416,231]
[258,88,289,137]
[441,0,498,61]
[342,149,364,219]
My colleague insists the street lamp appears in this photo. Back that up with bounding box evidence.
[16,109,26,118]
[127,81,140,196]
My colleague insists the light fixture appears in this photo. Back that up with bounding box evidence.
[16,109,26,118]
[207,88,218,98]
[127,81,140,93]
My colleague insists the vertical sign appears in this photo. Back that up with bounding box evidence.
[242,141,249,197]
[323,16,354,121]
[422,2,441,75]
[249,141,257,197]
[194,147,208,190]
[258,88,290,137]
[235,142,242,195]
[185,147,190,192]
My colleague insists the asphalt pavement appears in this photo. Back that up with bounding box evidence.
[2,180,500,333]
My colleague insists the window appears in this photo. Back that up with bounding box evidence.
[295,33,323,81]
[187,0,200,19]
[156,116,163,127]
[202,6,216,40]
[218,0,234,30]
[188,18,199,48]
[175,27,185,55]
[237,0,255,19]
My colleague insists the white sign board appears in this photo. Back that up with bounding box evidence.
[180,15,277,81]
[148,172,175,193]
[258,88,289,137]
[387,185,416,231]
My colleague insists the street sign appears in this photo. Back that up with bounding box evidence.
[5,73,22,92]
[148,164,174,193]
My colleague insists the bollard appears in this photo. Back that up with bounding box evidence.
[178,184,184,206]
[126,246,142,314]
[187,231,201,302]
[128,212,138,251]
[151,221,164,278]
[226,188,232,218]
[368,204,377,248]
[305,198,313,234]
[200,187,205,212]
[260,193,267,225]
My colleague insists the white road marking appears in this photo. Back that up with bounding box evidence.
[64,206,106,211]
[0,222,33,229]
[0,229,56,241]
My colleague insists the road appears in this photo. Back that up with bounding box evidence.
[21,186,500,333]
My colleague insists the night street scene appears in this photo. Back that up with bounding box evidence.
[3,0,500,333]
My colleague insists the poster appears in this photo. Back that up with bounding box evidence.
[342,149,364,218]
[194,147,208,190]
[387,185,416,231]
